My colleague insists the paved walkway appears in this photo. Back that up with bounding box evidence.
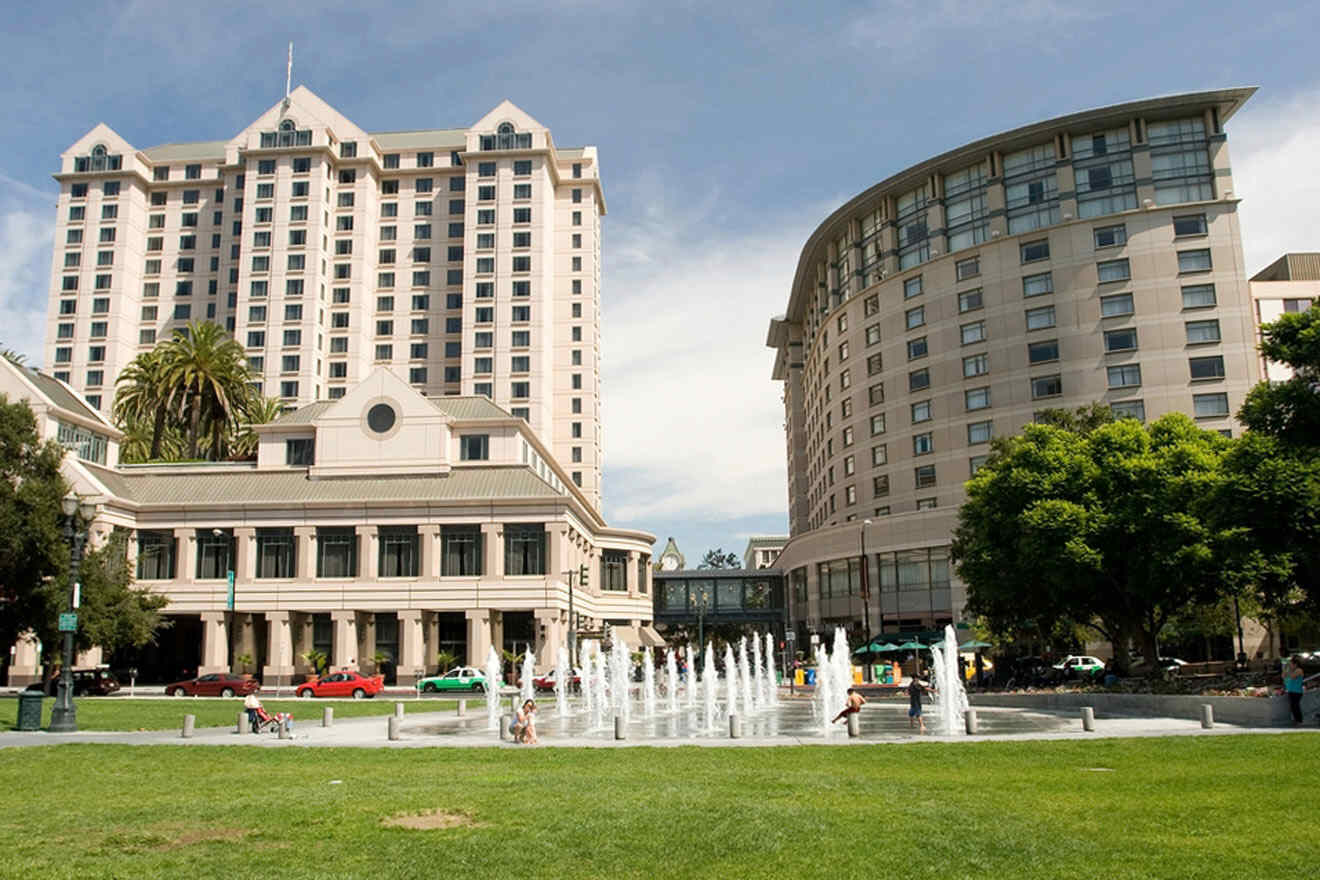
[2,705,1316,750]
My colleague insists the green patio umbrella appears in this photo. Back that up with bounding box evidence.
[959,640,992,650]
[897,640,926,651]
[871,642,901,652]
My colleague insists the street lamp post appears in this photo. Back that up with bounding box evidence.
[695,587,710,652]
[50,492,94,733]
[1233,595,1248,670]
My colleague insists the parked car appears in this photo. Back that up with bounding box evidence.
[1131,656,1188,673]
[296,670,383,699]
[415,666,486,693]
[532,669,580,693]
[45,667,121,697]
[1053,655,1106,680]
[165,673,260,698]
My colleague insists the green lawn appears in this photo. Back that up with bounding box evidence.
[3,696,480,731]
[0,736,1312,879]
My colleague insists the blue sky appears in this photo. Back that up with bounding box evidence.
[2,0,1318,562]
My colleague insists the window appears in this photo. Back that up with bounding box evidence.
[1193,392,1229,418]
[908,368,929,392]
[1185,319,1221,344]
[911,400,932,423]
[441,525,483,576]
[85,370,103,386]
[905,305,925,329]
[375,344,393,360]
[1022,272,1053,298]
[246,331,266,347]
[913,432,934,455]
[867,353,883,376]
[1173,214,1208,236]
[956,256,980,280]
[512,256,531,272]
[1094,224,1127,248]
[960,321,986,345]
[904,276,923,299]
[285,438,315,466]
[416,152,434,168]
[255,528,295,578]
[1097,259,1131,283]
[511,381,530,399]
[512,305,530,322]
[863,324,882,348]
[1031,374,1062,399]
[378,526,419,578]
[839,369,851,390]
[1107,364,1142,388]
[967,420,992,445]
[868,383,884,406]
[283,329,302,346]
[870,413,886,435]
[1181,284,1216,309]
[842,426,855,447]
[515,207,532,224]
[1025,305,1056,330]
[505,523,545,576]
[962,353,989,377]
[136,531,176,580]
[280,354,300,372]
[863,295,879,317]
[873,474,890,497]
[1020,239,1050,263]
[870,444,888,467]
[906,337,928,361]
[1110,400,1146,421]
[1101,293,1134,317]
[279,381,298,398]
[1104,328,1138,352]
[1189,355,1225,380]
[511,330,530,347]
[1028,339,1059,364]
[1178,249,1212,273]
[914,465,937,489]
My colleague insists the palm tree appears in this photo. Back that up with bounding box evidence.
[1,347,27,366]
[231,394,286,460]
[161,322,253,460]
[114,348,175,460]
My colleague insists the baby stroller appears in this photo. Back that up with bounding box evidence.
[252,704,286,734]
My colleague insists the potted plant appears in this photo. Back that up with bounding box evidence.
[435,649,457,675]
[234,653,254,679]
[372,650,390,684]
[301,649,327,683]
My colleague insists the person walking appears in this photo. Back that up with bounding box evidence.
[243,692,262,733]
[907,676,932,734]
[1284,655,1306,726]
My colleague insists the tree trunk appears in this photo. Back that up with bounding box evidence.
[150,403,166,460]
[188,394,201,459]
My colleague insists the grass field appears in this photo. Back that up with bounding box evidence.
[3,696,480,732]
[0,736,1312,879]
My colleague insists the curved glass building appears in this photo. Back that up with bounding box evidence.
[766,88,1259,641]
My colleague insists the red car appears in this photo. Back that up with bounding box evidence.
[296,670,383,699]
[532,669,581,694]
[166,673,261,698]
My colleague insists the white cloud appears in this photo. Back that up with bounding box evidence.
[0,177,55,366]
[1229,83,1320,276]
[600,184,840,524]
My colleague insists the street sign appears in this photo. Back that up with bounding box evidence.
[785,631,796,642]
[226,570,235,610]
[58,613,78,632]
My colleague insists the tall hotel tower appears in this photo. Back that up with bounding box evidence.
[767,89,1260,639]
[43,88,604,506]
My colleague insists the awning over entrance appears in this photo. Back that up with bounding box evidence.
[610,625,667,650]
[639,625,666,648]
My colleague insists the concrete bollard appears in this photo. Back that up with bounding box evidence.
[181,714,195,739]
[322,707,333,727]
[964,708,978,735]
[388,716,401,741]
[394,702,405,719]
[500,714,512,741]
[614,716,626,740]
[236,711,248,735]
[278,718,291,740]
[1200,704,1214,729]
[457,699,467,717]
[846,713,860,738]
[729,714,743,739]
[1081,707,1096,732]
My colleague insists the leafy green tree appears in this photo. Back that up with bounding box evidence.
[0,395,68,653]
[231,394,286,459]
[952,413,1235,666]
[74,530,171,657]
[114,347,176,461]
[698,548,741,569]
[1237,308,1320,444]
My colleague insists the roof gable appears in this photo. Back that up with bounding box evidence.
[61,123,136,160]
[227,85,370,154]
[307,367,451,478]
[469,99,546,134]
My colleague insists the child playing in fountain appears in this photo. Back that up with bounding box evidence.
[832,688,866,723]
[907,677,932,733]
[513,699,539,744]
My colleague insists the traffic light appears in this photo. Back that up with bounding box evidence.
[579,562,589,587]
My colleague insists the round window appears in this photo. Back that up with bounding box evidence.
[366,403,396,434]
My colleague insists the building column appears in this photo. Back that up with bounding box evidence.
[330,610,358,671]
[6,633,42,687]
[419,524,440,580]
[465,608,492,668]
[423,611,439,674]
[199,611,229,675]
[174,527,196,584]
[546,523,567,580]
[294,526,316,581]
[397,610,424,685]
[533,608,563,673]
[233,527,256,584]
[490,610,505,658]
[124,529,139,574]
[626,550,639,597]
[359,525,379,581]
[263,610,295,686]
[480,523,501,579]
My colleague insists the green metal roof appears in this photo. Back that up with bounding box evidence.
[84,464,562,507]
[140,141,228,161]
[372,129,467,149]
[25,369,105,423]
[270,401,333,426]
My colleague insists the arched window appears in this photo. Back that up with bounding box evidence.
[497,122,515,150]
[90,145,107,171]
[278,118,297,146]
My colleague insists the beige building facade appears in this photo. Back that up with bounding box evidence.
[1248,252,1320,381]
[767,89,1261,641]
[2,359,653,686]
[43,87,605,508]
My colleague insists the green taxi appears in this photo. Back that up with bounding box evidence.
[416,666,487,693]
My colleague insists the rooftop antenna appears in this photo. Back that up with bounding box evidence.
[283,42,293,108]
